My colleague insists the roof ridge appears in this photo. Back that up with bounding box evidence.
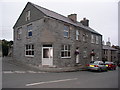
[29,2,72,21]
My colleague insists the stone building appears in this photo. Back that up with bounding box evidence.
[102,40,118,62]
[13,2,102,68]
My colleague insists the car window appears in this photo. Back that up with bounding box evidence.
[105,62,114,64]
[94,61,99,64]
[94,61,103,64]
[99,63,104,65]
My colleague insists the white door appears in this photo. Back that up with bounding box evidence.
[42,47,53,66]
[76,55,79,63]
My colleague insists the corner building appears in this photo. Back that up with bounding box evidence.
[13,2,102,68]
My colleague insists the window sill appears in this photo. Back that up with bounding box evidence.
[64,36,69,38]
[61,57,71,59]
[25,55,34,57]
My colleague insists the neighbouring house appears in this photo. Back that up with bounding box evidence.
[102,40,118,63]
[13,2,102,68]
[112,45,120,64]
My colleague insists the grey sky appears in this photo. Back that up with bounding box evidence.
[0,0,119,45]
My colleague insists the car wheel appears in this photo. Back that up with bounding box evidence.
[114,68,116,70]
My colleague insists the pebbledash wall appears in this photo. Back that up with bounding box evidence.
[13,2,102,68]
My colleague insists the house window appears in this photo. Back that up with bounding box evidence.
[61,45,71,58]
[83,50,87,58]
[25,44,34,56]
[83,34,86,42]
[91,34,95,43]
[96,36,99,44]
[64,25,69,38]
[76,30,79,40]
[17,27,22,39]
[103,50,105,54]
[96,53,99,59]
[27,24,32,37]
[25,10,30,21]
[83,34,88,42]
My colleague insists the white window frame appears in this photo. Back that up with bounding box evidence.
[25,44,34,57]
[91,34,94,43]
[26,10,30,21]
[27,24,32,37]
[96,36,99,44]
[17,27,22,40]
[76,30,79,40]
[64,25,69,38]
[83,50,87,58]
[61,45,71,58]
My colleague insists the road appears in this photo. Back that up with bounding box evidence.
[2,58,119,88]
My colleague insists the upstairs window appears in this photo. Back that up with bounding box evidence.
[96,36,99,44]
[76,30,79,40]
[61,45,71,58]
[83,33,88,42]
[83,34,86,42]
[64,25,70,38]
[91,34,95,43]
[17,27,22,39]
[25,10,30,21]
[27,24,32,37]
[25,44,34,56]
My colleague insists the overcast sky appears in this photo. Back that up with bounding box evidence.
[0,0,119,45]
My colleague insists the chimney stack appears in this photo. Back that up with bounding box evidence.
[106,37,111,46]
[68,14,77,22]
[80,18,89,26]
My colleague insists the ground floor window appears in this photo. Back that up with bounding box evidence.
[61,45,71,58]
[25,44,34,57]
[96,53,99,59]
[83,50,87,58]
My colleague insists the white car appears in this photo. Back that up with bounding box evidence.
[86,61,108,72]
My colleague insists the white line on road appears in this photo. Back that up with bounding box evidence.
[26,78,78,86]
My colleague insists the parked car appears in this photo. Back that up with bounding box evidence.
[86,61,107,72]
[105,61,117,70]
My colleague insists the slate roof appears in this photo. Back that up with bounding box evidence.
[103,45,118,51]
[30,2,101,35]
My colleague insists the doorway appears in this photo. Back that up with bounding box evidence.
[42,45,53,66]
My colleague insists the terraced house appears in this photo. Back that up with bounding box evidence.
[13,2,102,68]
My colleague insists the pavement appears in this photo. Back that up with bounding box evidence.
[2,57,86,72]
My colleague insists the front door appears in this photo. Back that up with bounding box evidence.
[42,46,53,66]
[76,54,79,63]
